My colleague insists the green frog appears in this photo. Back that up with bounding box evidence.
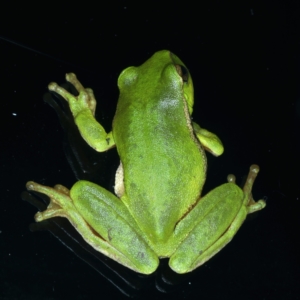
[27,50,266,274]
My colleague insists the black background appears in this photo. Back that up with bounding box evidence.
[1,1,300,299]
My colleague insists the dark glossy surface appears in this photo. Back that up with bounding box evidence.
[1,2,300,299]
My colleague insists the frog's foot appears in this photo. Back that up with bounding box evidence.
[48,73,97,118]
[26,181,80,223]
[227,164,266,214]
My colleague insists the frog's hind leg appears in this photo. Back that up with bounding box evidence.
[169,165,266,274]
[26,180,159,274]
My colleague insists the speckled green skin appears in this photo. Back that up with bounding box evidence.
[27,51,266,274]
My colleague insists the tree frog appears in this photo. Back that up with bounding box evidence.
[27,50,266,274]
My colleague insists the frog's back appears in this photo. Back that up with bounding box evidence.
[113,51,206,245]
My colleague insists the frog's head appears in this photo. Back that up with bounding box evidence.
[117,50,194,115]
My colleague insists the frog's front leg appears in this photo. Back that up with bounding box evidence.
[192,122,224,156]
[169,165,266,274]
[49,73,115,152]
[26,181,159,274]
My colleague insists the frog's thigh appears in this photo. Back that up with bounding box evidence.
[169,183,246,274]
[71,180,159,274]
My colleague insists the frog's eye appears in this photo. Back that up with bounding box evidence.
[175,64,189,83]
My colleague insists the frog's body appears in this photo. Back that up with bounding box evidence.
[27,50,266,274]
[114,52,205,252]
